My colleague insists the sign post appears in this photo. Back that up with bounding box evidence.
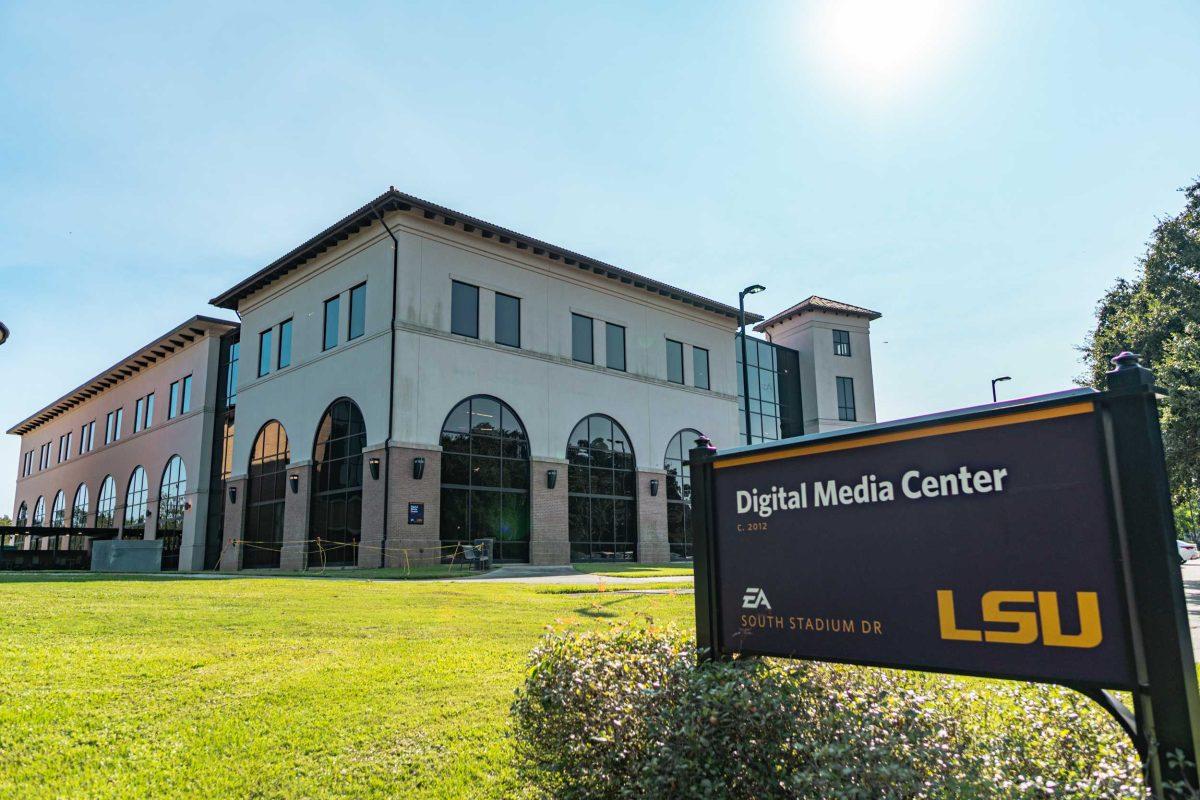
[690,353,1200,797]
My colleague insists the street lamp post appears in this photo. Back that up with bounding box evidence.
[991,375,1012,403]
[738,284,766,445]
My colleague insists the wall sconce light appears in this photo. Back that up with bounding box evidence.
[412,457,425,480]
[649,479,660,497]
[183,501,192,512]
[546,469,558,490]
[228,485,237,504]
[289,473,299,494]
[369,457,381,480]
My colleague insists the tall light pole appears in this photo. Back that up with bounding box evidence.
[739,284,766,445]
[991,375,1011,403]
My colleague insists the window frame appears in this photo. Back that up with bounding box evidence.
[168,382,179,419]
[134,397,144,433]
[277,319,292,368]
[494,292,521,348]
[258,328,273,377]
[323,295,341,351]
[833,329,852,357]
[605,322,626,371]
[571,313,594,364]
[836,376,857,422]
[450,280,480,339]
[693,346,710,390]
[348,283,366,341]
[180,375,192,414]
[665,339,685,385]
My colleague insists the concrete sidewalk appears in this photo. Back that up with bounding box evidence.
[449,565,694,585]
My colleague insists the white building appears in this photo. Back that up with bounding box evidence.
[10,187,880,571]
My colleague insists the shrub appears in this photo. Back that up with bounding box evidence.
[510,624,1148,800]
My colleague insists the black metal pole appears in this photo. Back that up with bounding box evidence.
[739,293,752,446]
[1103,352,1200,796]
[690,435,719,661]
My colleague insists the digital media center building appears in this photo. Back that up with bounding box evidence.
[8,189,880,571]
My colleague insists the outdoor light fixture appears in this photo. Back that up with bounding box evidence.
[991,375,1012,403]
[183,501,192,511]
[369,457,380,480]
[289,473,299,494]
[738,284,767,446]
[228,485,237,504]
[649,478,660,497]
[412,457,426,480]
[546,469,558,489]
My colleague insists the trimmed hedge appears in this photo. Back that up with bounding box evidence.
[511,624,1147,799]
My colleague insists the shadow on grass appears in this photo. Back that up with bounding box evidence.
[574,595,644,619]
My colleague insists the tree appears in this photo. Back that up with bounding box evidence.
[1081,179,1200,535]
[0,515,10,527]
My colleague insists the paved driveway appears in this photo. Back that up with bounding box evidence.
[1185,561,1200,661]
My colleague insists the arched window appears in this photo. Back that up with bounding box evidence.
[72,483,89,527]
[311,399,366,567]
[244,421,289,569]
[32,496,45,526]
[124,467,148,534]
[96,476,117,528]
[51,491,66,527]
[566,415,637,562]
[664,429,702,561]
[16,502,27,527]
[440,396,530,563]
[157,456,187,571]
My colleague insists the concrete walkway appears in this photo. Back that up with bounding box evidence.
[449,565,694,585]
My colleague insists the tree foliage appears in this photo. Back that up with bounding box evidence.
[1082,179,1200,534]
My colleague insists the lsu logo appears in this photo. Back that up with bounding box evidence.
[742,587,772,610]
[937,590,1102,649]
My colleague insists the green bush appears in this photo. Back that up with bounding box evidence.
[510,624,1148,800]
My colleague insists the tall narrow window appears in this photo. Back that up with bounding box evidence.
[50,491,66,527]
[693,347,710,390]
[837,376,857,422]
[134,397,145,432]
[605,323,625,371]
[664,429,702,560]
[451,281,479,338]
[323,295,340,350]
[244,421,290,569]
[65,432,72,459]
[226,342,240,407]
[168,382,179,419]
[666,339,684,384]
[144,393,154,428]
[311,399,367,567]
[86,421,95,452]
[258,329,272,377]
[16,502,27,526]
[123,466,148,535]
[114,408,123,439]
[833,329,852,357]
[571,313,593,364]
[566,415,637,562]
[348,283,366,340]
[105,412,115,445]
[180,376,192,413]
[495,292,520,348]
[72,483,89,527]
[32,496,45,526]
[157,455,187,571]
[278,319,292,368]
[80,426,87,455]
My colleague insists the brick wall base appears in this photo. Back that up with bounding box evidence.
[637,468,670,564]
[219,476,247,572]
[530,459,569,565]
[384,444,442,567]
[279,463,312,571]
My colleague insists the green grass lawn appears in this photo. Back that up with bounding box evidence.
[0,574,692,799]
[572,562,695,578]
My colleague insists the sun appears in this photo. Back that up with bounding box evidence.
[805,0,975,102]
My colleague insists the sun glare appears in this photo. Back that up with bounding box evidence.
[806,0,974,102]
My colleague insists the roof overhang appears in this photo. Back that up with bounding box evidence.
[754,295,881,332]
[7,315,239,436]
[209,188,762,324]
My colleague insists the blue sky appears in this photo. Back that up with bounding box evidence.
[1,1,1198,515]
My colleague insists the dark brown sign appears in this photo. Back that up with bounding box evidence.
[708,399,1136,688]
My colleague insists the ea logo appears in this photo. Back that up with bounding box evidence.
[742,587,772,610]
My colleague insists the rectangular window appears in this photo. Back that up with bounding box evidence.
[666,339,684,384]
[79,425,87,455]
[134,397,144,433]
[113,408,123,440]
[833,329,851,357]
[323,295,340,350]
[258,328,273,377]
[226,342,240,407]
[693,346,710,390]
[87,421,95,452]
[168,381,179,419]
[57,436,64,463]
[181,375,192,413]
[65,432,71,459]
[105,412,115,445]
[495,292,520,347]
[451,281,479,338]
[144,393,154,428]
[571,313,594,364]
[348,283,366,340]
[837,376,857,422]
[278,319,292,368]
[605,323,626,371]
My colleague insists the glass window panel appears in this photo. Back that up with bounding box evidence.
[495,292,520,347]
[180,377,191,413]
[258,329,272,377]
[278,319,292,368]
[693,347,709,389]
[440,488,469,542]
[348,283,366,340]
[472,456,501,488]
[470,397,500,434]
[571,313,593,364]
[666,339,684,384]
[605,323,625,371]
[451,281,479,338]
[324,295,340,350]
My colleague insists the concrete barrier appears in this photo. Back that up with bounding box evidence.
[91,540,163,573]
